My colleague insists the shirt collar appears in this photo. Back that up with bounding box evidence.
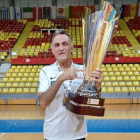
[54,60,75,72]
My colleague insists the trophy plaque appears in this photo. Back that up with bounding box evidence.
[63,1,119,116]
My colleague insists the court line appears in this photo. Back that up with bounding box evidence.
[0,133,5,138]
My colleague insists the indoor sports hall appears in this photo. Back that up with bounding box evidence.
[0,0,140,140]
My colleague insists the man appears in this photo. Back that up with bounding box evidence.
[38,30,102,140]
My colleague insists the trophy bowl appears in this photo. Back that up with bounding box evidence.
[63,0,119,116]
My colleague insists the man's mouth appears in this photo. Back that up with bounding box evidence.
[59,53,65,55]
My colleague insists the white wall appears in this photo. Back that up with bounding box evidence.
[14,0,52,7]
[2,0,139,7]
[0,0,9,7]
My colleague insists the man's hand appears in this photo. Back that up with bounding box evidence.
[89,68,102,90]
[59,67,83,81]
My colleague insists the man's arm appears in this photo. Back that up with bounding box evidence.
[39,76,64,108]
[39,68,78,108]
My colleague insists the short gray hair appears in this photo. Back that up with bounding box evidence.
[51,29,73,46]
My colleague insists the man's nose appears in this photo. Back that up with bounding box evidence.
[59,44,64,50]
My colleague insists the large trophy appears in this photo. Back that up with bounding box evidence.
[63,1,118,116]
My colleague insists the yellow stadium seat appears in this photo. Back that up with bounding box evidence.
[116,64,122,68]
[17,66,22,69]
[20,69,26,73]
[25,83,32,87]
[105,82,112,86]
[121,72,127,76]
[22,65,28,69]
[102,72,108,76]
[28,65,33,69]
[32,83,38,87]
[122,64,128,67]
[136,87,140,92]
[126,82,132,86]
[26,69,31,73]
[106,68,112,72]
[114,87,121,93]
[114,72,121,76]
[34,77,39,82]
[128,87,136,93]
[15,78,21,82]
[18,83,25,88]
[33,65,38,69]
[9,88,15,94]
[36,73,39,77]
[110,76,116,81]
[122,87,129,92]
[9,78,15,82]
[103,76,110,81]
[12,83,18,87]
[112,67,118,72]
[2,78,9,83]
[8,69,14,73]
[102,87,107,93]
[119,82,126,86]
[101,65,105,68]
[21,78,27,82]
[37,69,41,73]
[6,83,12,87]
[30,88,36,94]
[28,78,34,82]
[5,73,11,77]
[117,76,123,81]
[128,64,133,67]
[11,65,16,69]
[108,72,114,76]
[105,64,110,68]
[3,88,9,94]
[101,82,105,87]
[15,69,20,73]
[137,76,140,80]
[18,73,23,77]
[119,67,125,71]
[123,76,130,81]
[24,73,29,77]
[134,64,139,68]
[127,71,133,76]
[12,73,17,77]
[0,83,5,87]
[133,81,139,86]
[107,87,114,93]
[16,88,22,94]
[134,71,139,76]
[30,73,35,77]
[102,68,106,72]
[137,67,140,72]
[22,88,29,94]
[112,82,119,86]
[31,69,36,73]
[39,65,43,68]
[130,76,136,81]
[111,64,116,68]
[125,67,131,72]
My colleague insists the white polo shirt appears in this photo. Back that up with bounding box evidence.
[38,61,87,140]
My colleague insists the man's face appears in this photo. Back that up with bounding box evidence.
[52,34,73,62]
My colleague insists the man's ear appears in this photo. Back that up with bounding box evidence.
[71,45,74,52]
[52,47,54,55]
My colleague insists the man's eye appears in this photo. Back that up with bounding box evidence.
[55,44,59,47]
[63,42,68,46]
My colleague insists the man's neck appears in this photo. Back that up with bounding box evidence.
[57,60,72,71]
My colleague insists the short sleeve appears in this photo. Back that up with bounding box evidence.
[38,68,50,93]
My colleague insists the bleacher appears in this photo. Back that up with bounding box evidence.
[0,2,140,104]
